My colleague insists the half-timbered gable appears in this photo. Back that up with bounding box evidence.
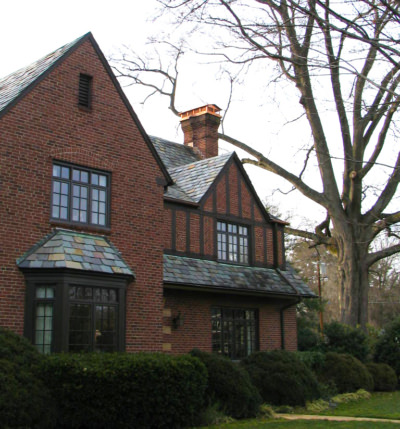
[0,36,313,359]
[152,105,314,358]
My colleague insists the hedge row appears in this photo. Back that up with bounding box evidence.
[40,353,207,429]
[1,326,398,428]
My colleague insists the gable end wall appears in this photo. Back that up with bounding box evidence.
[0,39,165,351]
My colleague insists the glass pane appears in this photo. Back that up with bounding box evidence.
[109,290,117,303]
[61,183,69,195]
[99,214,105,226]
[72,209,79,222]
[53,165,61,177]
[53,181,60,193]
[73,185,80,197]
[60,207,68,219]
[73,169,80,181]
[81,171,89,183]
[99,175,107,187]
[99,191,106,202]
[92,174,99,185]
[36,316,44,330]
[36,287,46,299]
[61,167,70,179]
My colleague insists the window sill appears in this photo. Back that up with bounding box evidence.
[50,219,111,235]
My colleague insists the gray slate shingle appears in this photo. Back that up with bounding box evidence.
[17,229,134,277]
[0,34,87,115]
[164,255,315,297]
[152,136,233,204]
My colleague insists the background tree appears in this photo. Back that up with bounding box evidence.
[112,0,400,327]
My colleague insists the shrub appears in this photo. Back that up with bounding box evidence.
[374,317,400,380]
[190,349,261,419]
[241,350,320,406]
[366,362,397,392]
[323,321,370,362]
[298,326,322,351]
[316,352,374,393]
[39,352,207,429]
[0,328,55,428]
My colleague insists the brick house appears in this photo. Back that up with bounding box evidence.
[0,33,314,357]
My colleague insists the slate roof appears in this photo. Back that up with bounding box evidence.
[164,255,315,297]
[151,137,200,169]
[168,152,232,203]
[0,34,87,116]
[17,229,134,277]
[152,136,233,204]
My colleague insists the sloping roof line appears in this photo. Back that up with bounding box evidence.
[167,152,233,204]
[151,136,286,225]
[17,229,134,277]
[0,32,171,185]
[163,254,315,297]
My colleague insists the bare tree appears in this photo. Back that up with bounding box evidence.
[112,0,400,328]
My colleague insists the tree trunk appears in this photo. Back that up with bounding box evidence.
[336,228,369,328]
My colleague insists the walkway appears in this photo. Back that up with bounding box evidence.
[279,414,400,424]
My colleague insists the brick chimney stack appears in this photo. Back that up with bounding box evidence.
[179,104,221,159]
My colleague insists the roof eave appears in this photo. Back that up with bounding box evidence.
[163,281,308,299]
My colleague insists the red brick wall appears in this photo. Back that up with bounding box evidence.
[169,161,279,267]
[163,290,298,354]
[0,39,165,351]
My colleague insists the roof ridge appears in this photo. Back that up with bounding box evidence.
[169,150,233,173]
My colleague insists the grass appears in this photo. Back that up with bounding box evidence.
[319,391,400,420]
[202,419,399,428]
[199,391,400,428]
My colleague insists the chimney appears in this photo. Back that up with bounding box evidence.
[179,104,221,159]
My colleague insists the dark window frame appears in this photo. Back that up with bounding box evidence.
[33,285,55,354]
[217,220,250,265]
[23,271,127,353]
[51,161,111,228]
[211,306,258,360]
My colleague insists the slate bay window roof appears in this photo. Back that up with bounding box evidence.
[17,229,134,277]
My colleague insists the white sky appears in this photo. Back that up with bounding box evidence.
[0,0,325,227]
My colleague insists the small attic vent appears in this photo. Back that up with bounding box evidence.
[78,74,92,108]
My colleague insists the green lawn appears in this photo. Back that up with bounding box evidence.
[203,419,399,428]
[319,391,400,420]
[199,391,400,428]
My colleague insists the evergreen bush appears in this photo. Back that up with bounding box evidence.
[190,349,261,419]
[323,321,370,361]
[374,316,400,381]
[366,362,397,391]
[316,352,374,393]
[241,350,320,406]
[0,328,55,428]
[39,352,207,429]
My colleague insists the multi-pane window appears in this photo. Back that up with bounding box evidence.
[52,163,109,226]
[217,221,249,264]
[211,307,258,360]
[69,286,118,352]
[34,286,55,354]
